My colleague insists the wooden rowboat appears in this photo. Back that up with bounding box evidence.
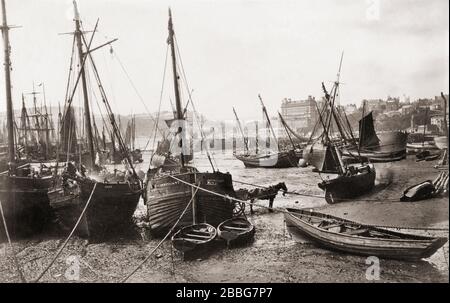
[217,217,255,247]
[172,223,217,257]
[284,208,448,261]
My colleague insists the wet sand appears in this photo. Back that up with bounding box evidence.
[0,154,448,283]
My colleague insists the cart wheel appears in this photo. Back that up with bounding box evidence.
[233,202,245,216]
[325,191,336,204]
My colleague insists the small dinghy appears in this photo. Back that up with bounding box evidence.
[172,223,217,258]
[401,171,449,201]
[218,217,255,247]
[400,181,435,202]
[284,208,448,260]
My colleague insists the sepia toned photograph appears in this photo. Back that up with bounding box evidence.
[0,0,448,288]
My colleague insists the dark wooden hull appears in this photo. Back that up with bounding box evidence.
[284,208,448,260]
[217,217,255,247]
[145,170,235,236]
[318,164,376,203]
[235,150,299,168]
[342,148,406,163]
[48,179,141,240]
[400,181,435,202]
[0,173,54,240]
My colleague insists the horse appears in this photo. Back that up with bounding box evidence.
[236,182,288,214]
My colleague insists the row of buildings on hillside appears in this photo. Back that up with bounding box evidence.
[280,94,449,135]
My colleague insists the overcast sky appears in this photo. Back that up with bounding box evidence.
[1,0,448,120]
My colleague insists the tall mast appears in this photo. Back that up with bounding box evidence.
[73,0,95,168]
[258,94,279,149]
[1,0,15,164]
[168,8,185,167]
[232,107,249,152]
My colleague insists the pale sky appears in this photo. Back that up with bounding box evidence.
[1,0,449,121]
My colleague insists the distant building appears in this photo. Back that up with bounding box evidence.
[431,114,449,134]
[400,105,413,115]
[344,104,357,114]
[386,97,400,112]
[361,99,386,113]
[280,96,318,132]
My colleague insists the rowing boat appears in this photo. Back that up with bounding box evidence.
[172,223,217,258]
[217,217,255,247]
[284,208,448,260]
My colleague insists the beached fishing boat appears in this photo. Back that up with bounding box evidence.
[172,223,217,257]
[217,217,255,247]
[47,2,141,239]
[284,208,448,260]
[0,0,56,240]
[342,112,407,162]
[145,9,236,236]
[234,150,299,168]
[233,97,300,169]
[304,54,376,203]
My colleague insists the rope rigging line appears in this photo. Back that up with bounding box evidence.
[173,35,217,171]
[120,185,200,283]
[146,45,169,159]
[0,200,27,283]
[111,49,166,140]
[34,182,98,283]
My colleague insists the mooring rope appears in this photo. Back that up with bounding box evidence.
[34,182,98,283]
[231,179,402,202]
[169,175,449,232]
[0,200,27,283]
[120,185,199,283]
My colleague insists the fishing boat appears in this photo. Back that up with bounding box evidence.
[144,9,236,236]
[0,0,56,240]
[342,111,408,162]
[304,54,376,203]
[217,217,255,247]
[234,150,299,168]
[233,97,300,168]
[284,208,448,260]
[172,223,217,258]
[47,2,141,240]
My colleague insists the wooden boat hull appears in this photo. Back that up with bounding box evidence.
[342,148,406,163]
[284,208,448,260]
[343,132,408,163]
[235,150,299,168]
[0,173,54,240]
[318,164,376,203]
[145,170,235,236]
[48,179,141,240]
[217,217,255,247]
[172,223,217,259]
[400,181,435,202]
